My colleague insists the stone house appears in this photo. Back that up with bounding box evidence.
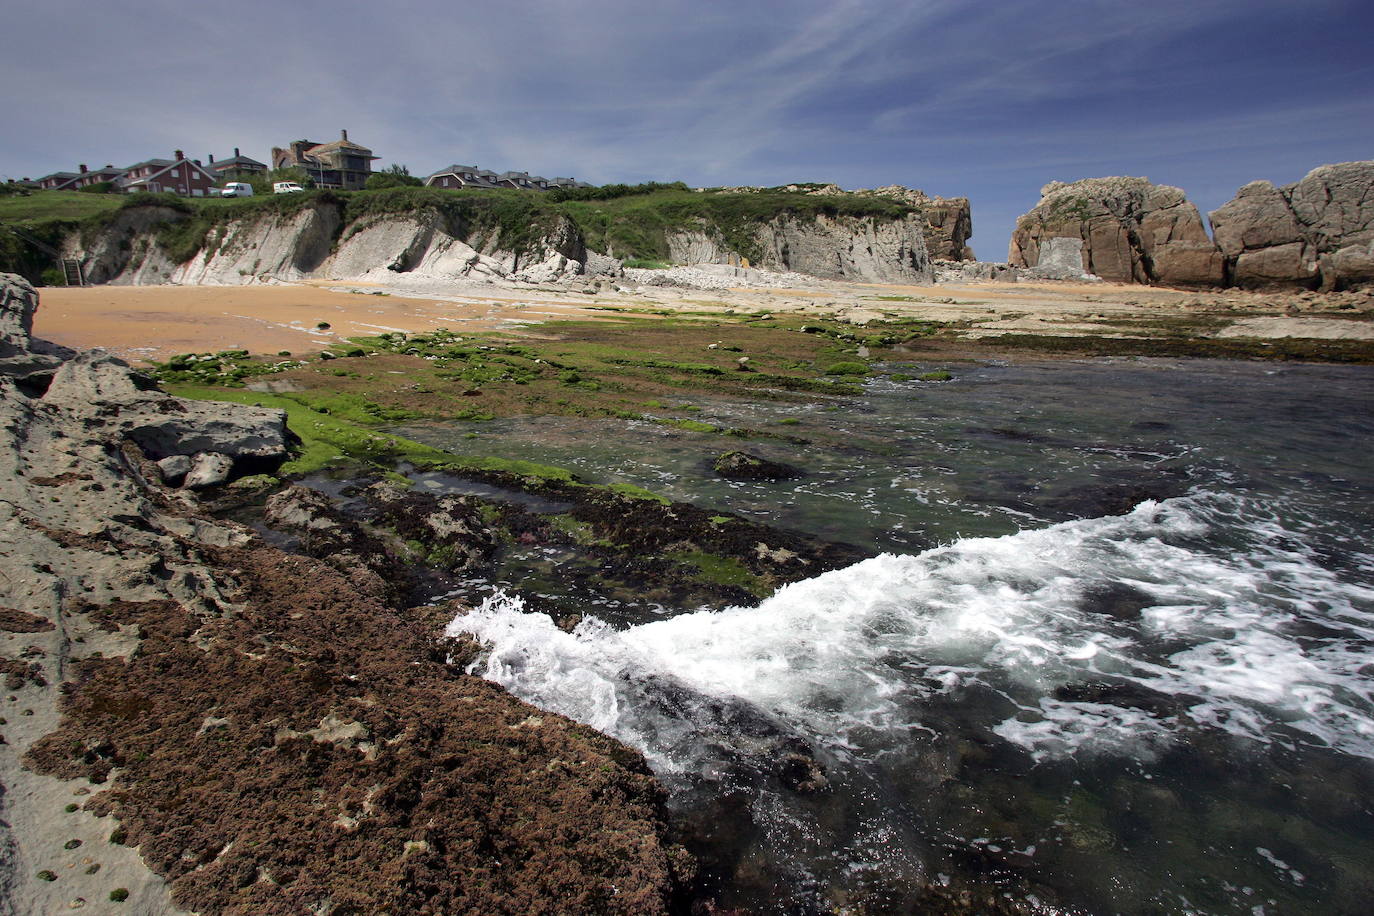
[271,130,377,190]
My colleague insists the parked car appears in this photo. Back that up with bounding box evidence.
[273,181,305,194]
[221,182,254,198]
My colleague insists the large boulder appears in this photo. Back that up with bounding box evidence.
[0,273,38,358]
[43,351,288,475]
[1209,161,1374,289]
[1009,177,1222,287]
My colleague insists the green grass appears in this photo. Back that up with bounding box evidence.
[0,190,126,224]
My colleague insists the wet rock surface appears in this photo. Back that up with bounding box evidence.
[0,274,690,914]
[711,450,805,482]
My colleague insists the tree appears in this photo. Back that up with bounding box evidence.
[365,164,423,190]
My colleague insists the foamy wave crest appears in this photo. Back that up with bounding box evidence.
[447,493,1374,767]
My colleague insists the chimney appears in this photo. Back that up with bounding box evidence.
[79,164,88,173]
[208,153,215,163]
[234,147,240,157]
[175,149,184,160]
[341,129,348,142]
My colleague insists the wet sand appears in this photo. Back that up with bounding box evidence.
[30,278,1374,366]
[31,284,610,364]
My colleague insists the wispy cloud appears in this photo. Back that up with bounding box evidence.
[2,0,1370,252]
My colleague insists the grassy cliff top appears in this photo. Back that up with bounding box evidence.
[2,183,919,265]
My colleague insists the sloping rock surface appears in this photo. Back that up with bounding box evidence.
[0,274,687,914]
[1008,177,1222,286]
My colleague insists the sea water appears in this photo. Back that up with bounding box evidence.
[428,358,1374,913]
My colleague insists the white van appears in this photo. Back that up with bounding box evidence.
[273,181,305,194]
[221,182,254,197]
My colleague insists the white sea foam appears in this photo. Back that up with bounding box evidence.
[447,492,1374,769]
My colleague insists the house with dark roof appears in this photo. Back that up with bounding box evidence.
[37,163,128,191]
[74,165,128,188]
[119,151,217,196]
[424,164,592,192]
[206,148,267,180]
[423,165,500,190]
[36,171,82,191]
[272,130,378,190]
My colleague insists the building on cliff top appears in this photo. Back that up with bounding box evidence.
[206,148,268,180]
[120,151,217,196]
[272,130,378,190]
[424,164,591,192]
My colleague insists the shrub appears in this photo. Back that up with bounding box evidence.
[110,888,130,902]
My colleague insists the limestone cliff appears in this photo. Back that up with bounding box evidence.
[59,188,939,287]
[666,211,931,283]
[1008,177,1222,287]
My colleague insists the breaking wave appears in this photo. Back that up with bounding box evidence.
[447,492,1374,770]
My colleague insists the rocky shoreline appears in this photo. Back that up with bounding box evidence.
[0,272,711,913]
[2,271,907,914]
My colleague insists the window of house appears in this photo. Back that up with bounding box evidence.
[170,169,179,178]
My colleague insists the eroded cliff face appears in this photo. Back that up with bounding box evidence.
[0,274,687,914]
[712,183,972,262]
[64,192,939,288]
[1009,162,1374,290]
[665,212,931,284]
[1008,177,1222,287]
[64,201,597,288]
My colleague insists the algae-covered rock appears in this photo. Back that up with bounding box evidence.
[713,450,804,481]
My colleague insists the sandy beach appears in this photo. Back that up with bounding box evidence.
[30,283,615,363]
[29,277,1374,367]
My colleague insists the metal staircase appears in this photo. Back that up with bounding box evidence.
[61,259,85,287]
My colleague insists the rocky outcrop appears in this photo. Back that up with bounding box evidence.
[666,212,932,284]
[712,450,804,481]
[717,183,973,261]
[1008,162,1374,290]
[1210,160,1374,290]
[0,274,688,913]
[1008,177,1222,286]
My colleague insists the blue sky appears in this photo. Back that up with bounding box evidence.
[3,0,1371,257]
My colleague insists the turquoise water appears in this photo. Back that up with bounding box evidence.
[410,358,1374,914]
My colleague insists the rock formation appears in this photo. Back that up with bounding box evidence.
[1008,177,1223,286]
[1008,162,1374,290]
[59,189,945,288]
[717,183,973,262]
[1210,160,1374,290]
[0,274,688,913]
[667,213,932,284]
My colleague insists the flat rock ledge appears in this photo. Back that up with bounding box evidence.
[0,274,689,914]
